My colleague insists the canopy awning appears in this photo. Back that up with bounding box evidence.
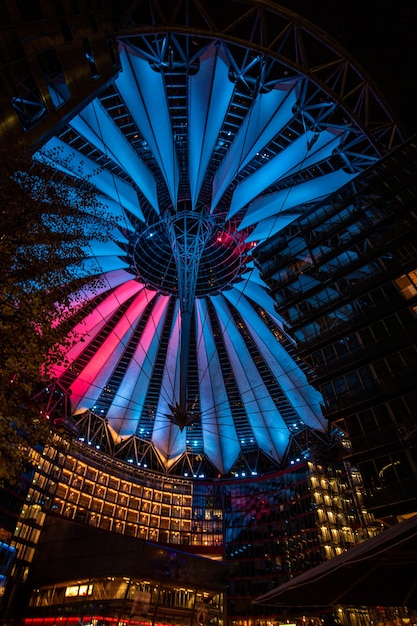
[254,515,417,608]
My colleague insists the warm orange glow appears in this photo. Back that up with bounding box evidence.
[24,618,162,626]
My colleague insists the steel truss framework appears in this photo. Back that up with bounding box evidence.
[37,0,402,478]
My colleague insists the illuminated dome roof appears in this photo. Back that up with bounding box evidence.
[39,0,400,478]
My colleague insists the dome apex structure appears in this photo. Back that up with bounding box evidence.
[38,0,402,478]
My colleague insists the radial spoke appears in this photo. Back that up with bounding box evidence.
[36,1,400,477]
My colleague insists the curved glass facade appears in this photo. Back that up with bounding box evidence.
[14,436,381,623]
[28,578,224,626]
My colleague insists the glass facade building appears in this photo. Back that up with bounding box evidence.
[5,435,380,624]
[254,135,417,519]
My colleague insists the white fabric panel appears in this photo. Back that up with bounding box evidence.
[81,239,128,258]
[195,299,240,474]
[211,82,297,210]
[60,270,138,319]
[233,274,285,321]
[245,214,300,242]
[39,137,144,220]
[66,255,129,279]
[70,289,157,411]
[232,279,287,331]
[95,196,135,233]
[52,316,109,381]
[211,295,288,461]
[224,289,326,431]
[107,294,170,436]
[117,47,179,208]
[40,207,128,245]
[238,265,269,288]
[52,280,148,379]
[229,129,344,218]
[152,302,186,466]
[238,169,357,229]
[189,43,234,209]
[71,99,159,213]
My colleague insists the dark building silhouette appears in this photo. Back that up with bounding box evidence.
[0,0,119,147]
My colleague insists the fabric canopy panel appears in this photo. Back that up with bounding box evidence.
[254,515,417,607]
[34,0,401,478]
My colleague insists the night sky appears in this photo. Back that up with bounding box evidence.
[115,0,417,137]
[277,0,417,137]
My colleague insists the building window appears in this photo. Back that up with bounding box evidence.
[37,48,71,107]
[83,38,99,79]
[395,270,417,300]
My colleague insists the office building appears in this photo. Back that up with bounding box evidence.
[254,134,417,520]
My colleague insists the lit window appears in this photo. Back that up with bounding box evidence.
[395,271,417,299]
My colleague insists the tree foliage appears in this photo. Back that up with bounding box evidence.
[0,147,117,484]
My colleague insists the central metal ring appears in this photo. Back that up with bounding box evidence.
[132,209,247,298]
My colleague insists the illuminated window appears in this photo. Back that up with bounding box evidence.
[395,271,417,299]
[65,584,93,597]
